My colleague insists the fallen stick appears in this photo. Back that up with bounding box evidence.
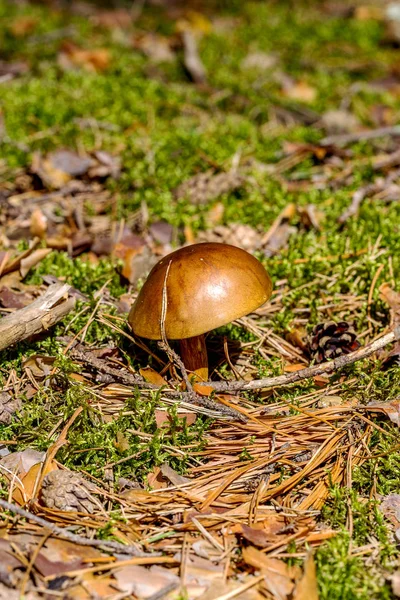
[200,325,400,393]
[0,282,75,351]
[321,125,400,147]
[0,498,147,556]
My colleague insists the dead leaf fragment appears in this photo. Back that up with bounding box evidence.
[198,223,261,252]
[35,538,100,577]
[182,29,207,84]
[283,80,317,103]
[59,41,111,72]
[0,392,21,424]
[31,150,92,189]
[140,367,168,386]
[242,51,277,71]
[293,553,319,600]
[391,571,400,597]
[9,16,37,37]
[133,32,175,63]
[114,564,179,598]
[30,208,48,238]
[380,283,400,326]
[367,398,400,427]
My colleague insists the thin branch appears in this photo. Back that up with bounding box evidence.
[321,125,400,147]
[0,498,151,556]
[200,326,400,393]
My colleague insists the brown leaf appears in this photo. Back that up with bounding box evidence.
[0,448,45,476]
[59,41,111,72]
[92,9,133,30]
[35,538,100,577]
[20,248,52,278]
[30,208,48,238]
[0,287,31,309]
[0,60,29,77]
[234,523,280,547]
[140,367,168,386]
[9,16,37,37]
[367,398,400,427]
[0,540,23,587]
[32,150,92,189]
[13,460,58,505]
[282,80,317,103]
[380,283,400,326]
[242,546,298,598]
[23,355,55,379]
[133,33,175,63]
[149,221,174,245]
[88,150,121,179]
[120,245,157,285]
[379,494,400,529]
[293,553,319,600]
[298,204,322,231]
[391,571,400,597]
[0,392,21,424]
[114,564,179,597]
[160,462,191,486]
[242,51,277,71]
[198,223,261,252]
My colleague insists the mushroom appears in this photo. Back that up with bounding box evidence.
[128,242,272,381]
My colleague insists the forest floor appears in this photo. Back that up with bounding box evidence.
[1,0,400,598]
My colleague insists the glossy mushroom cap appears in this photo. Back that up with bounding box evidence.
[128,242,272,340]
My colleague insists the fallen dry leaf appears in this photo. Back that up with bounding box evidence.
[140,367,168,386]
[380,283,400,326]
[243,546,298,598]
[35,538,100,577]
[367,398,400,427]
[379,494,400,529]
[59,41,111,72]
[133,32,175,63]
[30,208,48,238]
[114,564,179,598]
[13,459,58,505]
[283,80,317,103]
[9,16,37,37]
[293,553,319,600]
[0,392,21,424]
[391,571,400,597]
[242,51,277,71]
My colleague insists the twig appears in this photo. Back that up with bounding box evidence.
[157,341,246,422]
[0,283,75,352]
[182,30,207,84]
[70,345,148,387]
[0,498,149,556]
[199,326,400,392]
[321,125,400,147]
[338,167,400,223]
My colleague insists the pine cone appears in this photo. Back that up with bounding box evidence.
[40,470,102,514]
[309,321,360,363]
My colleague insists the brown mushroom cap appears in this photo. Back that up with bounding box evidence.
[128,242,272,340]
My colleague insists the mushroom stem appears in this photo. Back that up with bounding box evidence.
[179,334,208,382]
